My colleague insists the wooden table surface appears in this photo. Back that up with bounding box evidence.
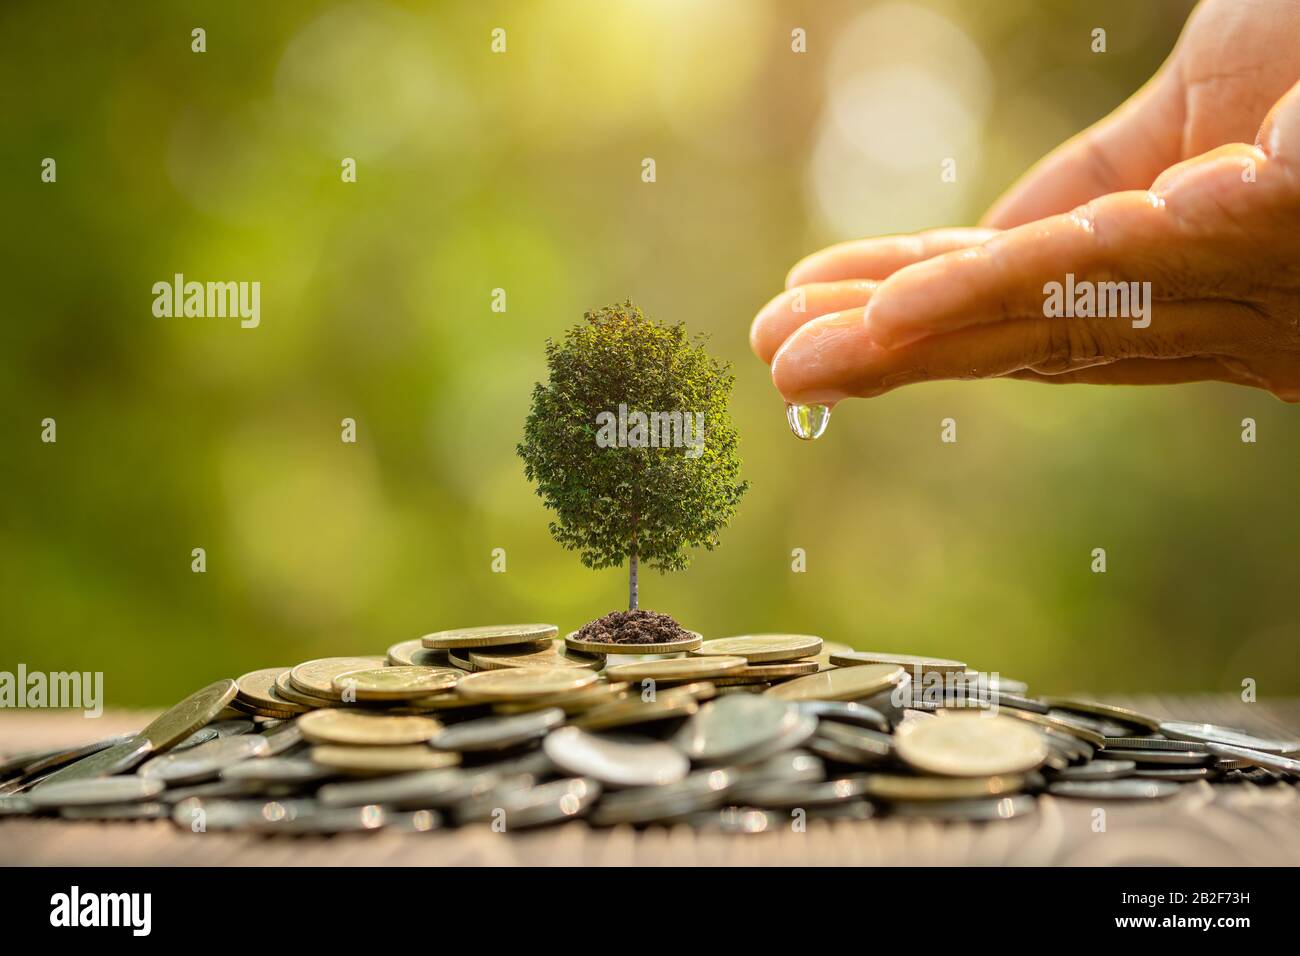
[3,695,1298,866]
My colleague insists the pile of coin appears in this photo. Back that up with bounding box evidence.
[2,626,1297,835]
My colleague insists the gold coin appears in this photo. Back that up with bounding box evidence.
[1040,697,1162,733]
[765,664,905,702]
[455,667,598,702]
[386,639,451,668]
[604,656,747,683]
[691,634,823,663]
[564,631,703,656]
[571,686,700,731]
[298,710,442,746]
[812,641,853,671]
[236,667,310,715]
[707,670,782,687]
[469,640,603,671]
[895,712,1048,777]
[138,680,239,750]
[829,651,968,675]
[421,624,558,650]
[447,649,475,671]
[980,707,1105,748]
[858,773,1027,802]
[275,670,340,709]
[229,696,299,720]
[310,745,460,775]
[393,692,491,714]
[453,640,554,670]
[332,666,461,700]
[289,656,387,700]
[666,681,719,702]
[738,660,820,680]
[493,682,630,715]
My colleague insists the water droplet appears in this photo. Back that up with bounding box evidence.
[785,403,831,441]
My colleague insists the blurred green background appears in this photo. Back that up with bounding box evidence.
[3,0,1296,706]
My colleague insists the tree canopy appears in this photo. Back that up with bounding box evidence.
[518,302,748,595]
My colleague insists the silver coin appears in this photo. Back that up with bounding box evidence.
[61,801,169,821]
[0,795,35,816]
[735,750,826,785]
[889,794,1037,822]
[1046,709,1145,738]
[257,721,304,757]
[170,797,277,831]
[493,748,558,776]
[543,727,689,788]
[808,723,892,766]
[431,708,564,752]
[686,806,778,833]
[795,700,889,732]
[20,734,139,776]
[171,727,221,752]
[29,775,164,808]
[1050,760,1136,781]
[860,674,911,724]
[30,737,154,790]
[456,777,600,828]
[1,747,65,779]
[385,809,442,832]
[253,802,386,835]
[1133,767,1214,782]
[208,719,256,737]
[672,695,808,765]
[730,776,869,808]
[1228,767,1284,784]
[1104,736,1209,752]
[1205,742,1300,777]
[981,675,1030,695]
[1047,779,1182,800]
[1158,721,1300,755]
[1096,748,1211,767]
[139,735,269,785]
[318,767,501,810]
[807,801,876,822]
[588,768,736,826]
[221,756,331,785]
[972,693,1049,715]
[157,778,271,804]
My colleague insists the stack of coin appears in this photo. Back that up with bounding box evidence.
[3,632,1296,833]
[686,634,826,693]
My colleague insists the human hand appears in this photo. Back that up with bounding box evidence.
[751,0,1300,403]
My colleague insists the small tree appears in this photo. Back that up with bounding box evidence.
[518,301,748,610]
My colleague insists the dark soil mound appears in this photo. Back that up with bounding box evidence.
[576,609,693,645]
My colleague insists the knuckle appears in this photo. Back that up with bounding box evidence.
[1037,321,1114,373]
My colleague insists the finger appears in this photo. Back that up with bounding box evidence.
[982,70,1184,228]
[784,227,997,288]
[772,301,1264,403]
[750,280,876,364]
[867,182,1247,350]
[1004,357,1258,388]
[1258,76,1300,172]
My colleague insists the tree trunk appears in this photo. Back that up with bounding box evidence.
[628,549,639,610]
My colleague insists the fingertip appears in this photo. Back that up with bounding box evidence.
[864,252,967,349]
[1258,77,1300,168]
[770,308,879,403]
[749,288,795,362]
[784,251,823,289]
